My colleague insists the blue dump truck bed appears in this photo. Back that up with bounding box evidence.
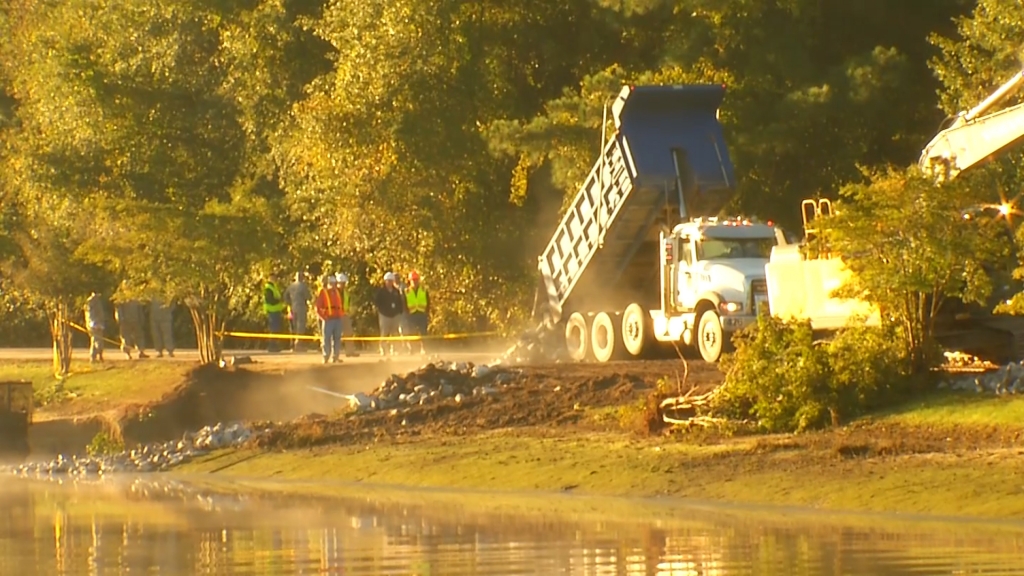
[536,84,737,323]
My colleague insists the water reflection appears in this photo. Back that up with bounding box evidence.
[1,477,1023,575]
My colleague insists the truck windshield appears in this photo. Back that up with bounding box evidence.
[697,237,775,260]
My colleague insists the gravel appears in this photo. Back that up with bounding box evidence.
[345,361,521,413]
[6,422,262,478]
[940,361,1024,395]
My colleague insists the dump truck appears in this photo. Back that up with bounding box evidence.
[0,381,32,462]
[766,68,1024,362]
[534,84,779,363]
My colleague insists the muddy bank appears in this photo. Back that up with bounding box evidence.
[27,360,432,459]
[253,359,722,448]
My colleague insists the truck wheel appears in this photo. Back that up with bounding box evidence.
[565,312,589,362]
[697,309,724,363]
[590,312,618,363]
[621,303,648,357]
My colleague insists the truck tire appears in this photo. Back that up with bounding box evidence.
[621,303,649,357]
[590,312,618,363]
[697,309,724,363]
[565,312,589,362]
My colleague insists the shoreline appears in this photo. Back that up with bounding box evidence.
[171,423,1024,520]
[7,357,1024,521]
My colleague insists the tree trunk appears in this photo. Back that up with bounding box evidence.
[187,304,222,365]
[48,299,72,378]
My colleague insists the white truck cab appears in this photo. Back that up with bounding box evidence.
[649,217,779,361]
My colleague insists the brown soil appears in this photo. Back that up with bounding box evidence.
[27,359,440,458]
[254,359,723,448]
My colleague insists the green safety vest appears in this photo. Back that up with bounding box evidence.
[341,290,351,315]
[406,286,428,314]
[263,282,285,314]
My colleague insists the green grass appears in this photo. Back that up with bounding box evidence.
[173,429,1024,519]
[0,360,195,418]
[876,391,1024,427]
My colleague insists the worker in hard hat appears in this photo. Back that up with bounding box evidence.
[404,271,429,355]
[373,271,405,356]
[263,272,286,353]
[314,274,344,364]
[335,272,359,357]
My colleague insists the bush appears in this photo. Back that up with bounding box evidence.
[86,430,125,458]
[714,315,911,432]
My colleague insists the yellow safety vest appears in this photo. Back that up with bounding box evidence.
[406,286,428,314]
[263,282,285,314]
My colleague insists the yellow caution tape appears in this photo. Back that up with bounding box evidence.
[67,321,123,347]
[217,330,501,342]
[64,319,499,345]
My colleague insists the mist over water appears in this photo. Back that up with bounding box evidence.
[3,477,1023,575]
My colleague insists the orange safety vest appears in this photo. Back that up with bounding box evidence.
[316,288,343,319]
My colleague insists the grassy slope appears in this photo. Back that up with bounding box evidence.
[0,360,195,419]
[174,393,1024,519]
[875,391,1024,426]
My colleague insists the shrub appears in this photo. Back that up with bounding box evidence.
[86,430,125,457]
[714,315,911,432]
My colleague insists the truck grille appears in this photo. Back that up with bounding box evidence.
[751,279,767,294]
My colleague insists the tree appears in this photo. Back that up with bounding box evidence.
[1,0,292,364]
[821,166,1007,372]
[78,200,271,364]
[275,0,607,332]
[486,0,971,231]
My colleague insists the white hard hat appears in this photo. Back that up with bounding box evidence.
[336,273,348,283]
[383,272,396,282]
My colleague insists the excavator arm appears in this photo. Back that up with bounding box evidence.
[919,69,1024,183]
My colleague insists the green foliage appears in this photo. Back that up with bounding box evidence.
[486,0,971,230]
[86,430,125,458]
[0,0,1008,346]
[716,315,912,433]
[821,166,1007,371]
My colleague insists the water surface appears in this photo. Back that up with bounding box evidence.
[2,477,1023,575]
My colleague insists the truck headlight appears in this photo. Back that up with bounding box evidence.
[719,301,742,314]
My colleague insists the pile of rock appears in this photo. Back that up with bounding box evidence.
[940,361,1024,395]
[941,351,999,371]
[7,422,259,478]
[344,361,520,413]
[496,323,566,365]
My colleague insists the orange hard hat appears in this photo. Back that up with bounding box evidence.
[409,271,421,282]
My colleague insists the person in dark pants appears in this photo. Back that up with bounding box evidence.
[373,272,405,356]
[263,273,286,353]
[404,270,429,355]
[284,271,312,352]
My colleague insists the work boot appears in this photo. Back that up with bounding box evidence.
[331,356,341,364]
[167,351,175,358]
[138,351,149,359]
[322,357,329,365]
[156,351,164,358]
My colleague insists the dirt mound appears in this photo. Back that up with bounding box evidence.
[30,360,426,458]
[254,359,724,449]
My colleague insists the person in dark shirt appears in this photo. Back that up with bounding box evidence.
[373,272,406,356]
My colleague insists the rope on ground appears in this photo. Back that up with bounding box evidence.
[217,330,501,342]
